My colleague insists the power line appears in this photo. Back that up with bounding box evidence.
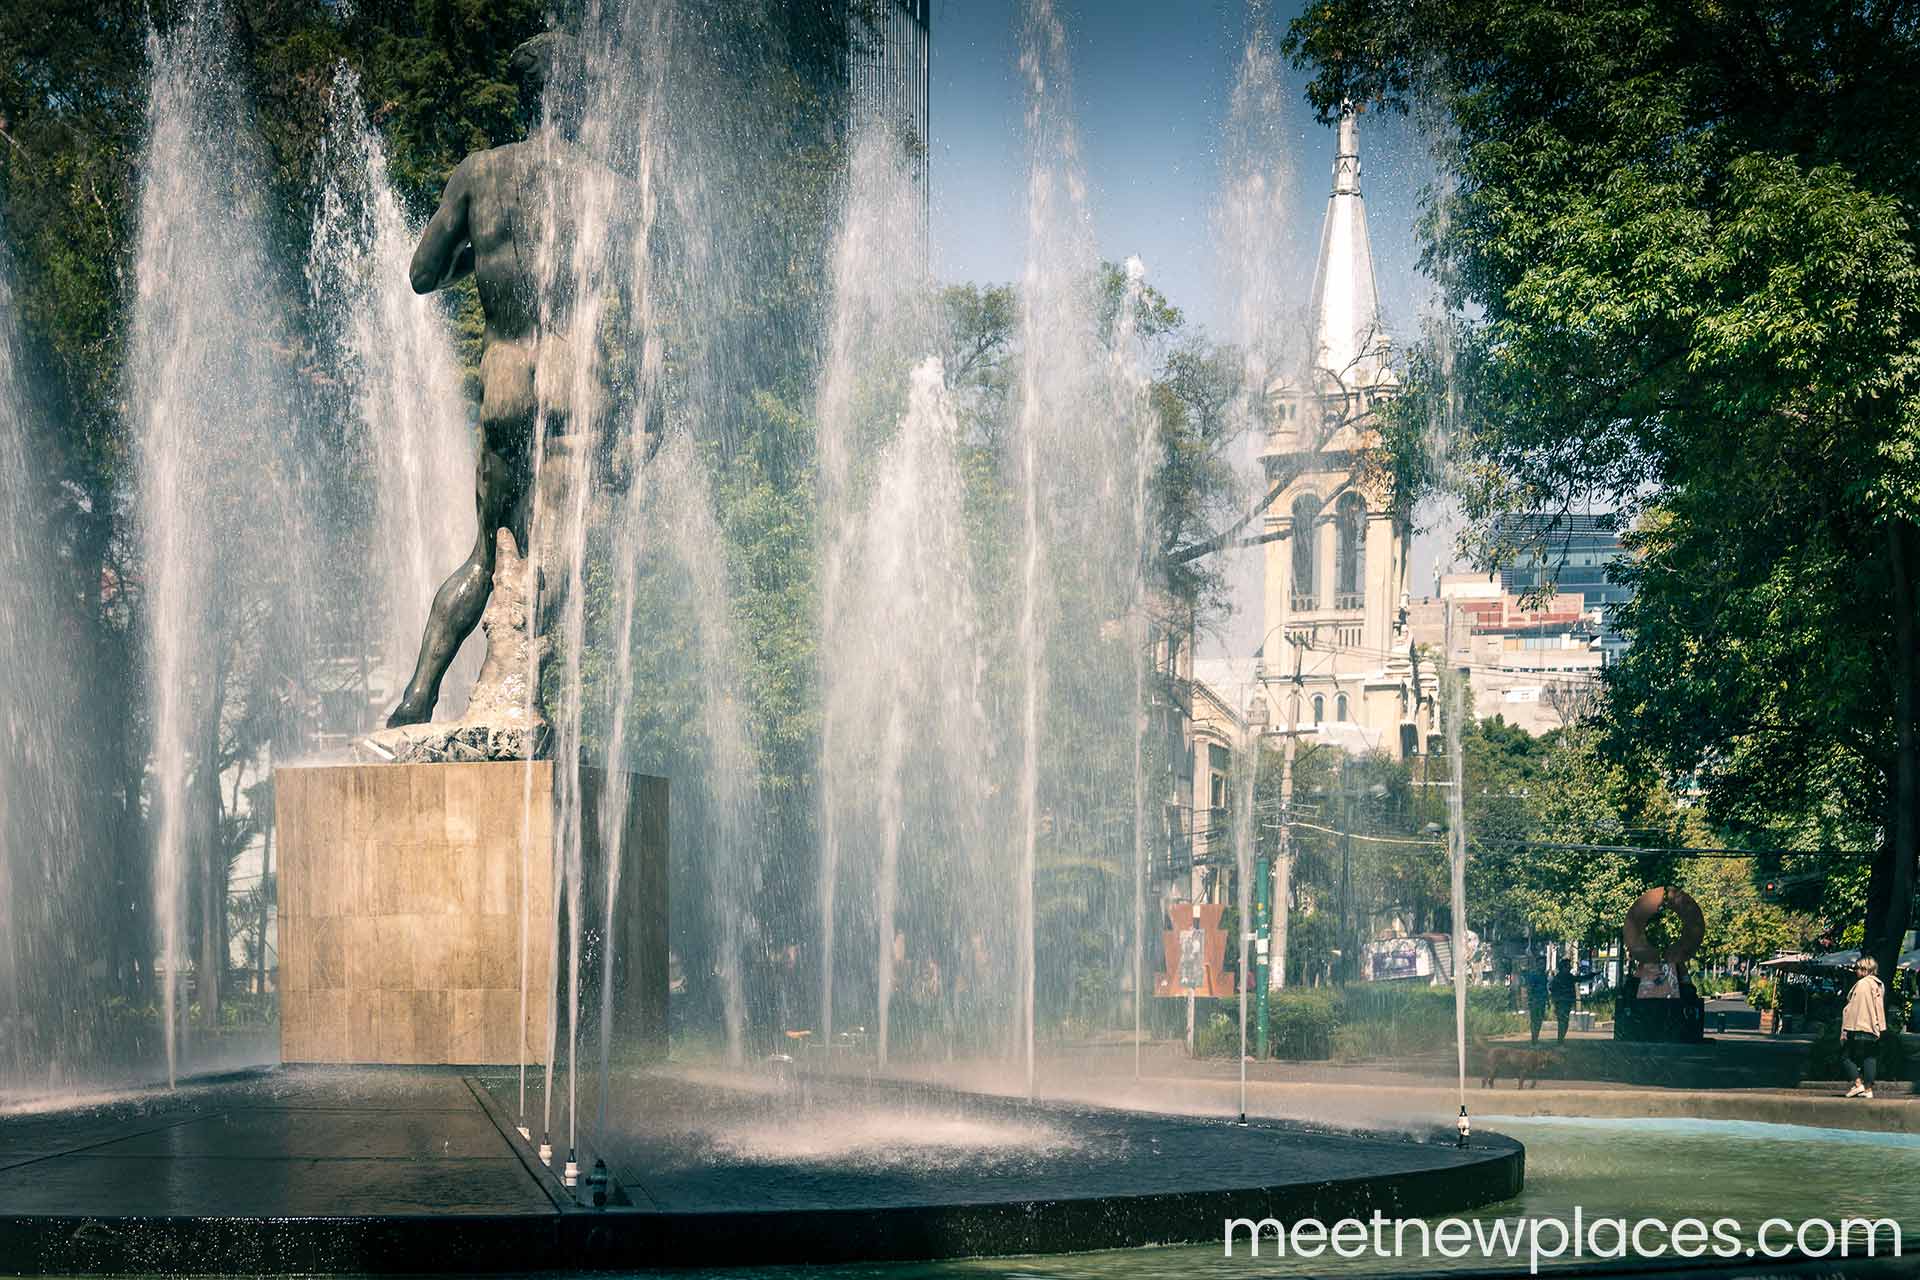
[1236,817,1872,862]
[1289,819,1444,848]
[1475,838,1872,861]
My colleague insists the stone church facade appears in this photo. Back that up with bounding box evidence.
[1259,107,1430,758]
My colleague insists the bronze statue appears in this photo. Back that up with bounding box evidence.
[386,35,595,731]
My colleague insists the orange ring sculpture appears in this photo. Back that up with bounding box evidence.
[1622,886,1705,966]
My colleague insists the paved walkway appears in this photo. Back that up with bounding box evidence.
[891,1051,1920,1135]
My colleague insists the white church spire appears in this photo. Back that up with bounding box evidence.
[1307,104,1393,394]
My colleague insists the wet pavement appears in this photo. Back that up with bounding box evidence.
[0,1068,575,1273]
[0,1068,553,1219]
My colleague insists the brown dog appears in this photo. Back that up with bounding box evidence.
[1481,1046,1563,1089]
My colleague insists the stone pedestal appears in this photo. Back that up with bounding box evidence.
[275,760,667,1065]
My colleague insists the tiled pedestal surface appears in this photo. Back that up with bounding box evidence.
[275,761,667,1065]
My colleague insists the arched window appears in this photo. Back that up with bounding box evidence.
[1335,493,1367,610]
[1336,692,1349,722]
[1291,494,1322,610]
[1312,694,1325,724]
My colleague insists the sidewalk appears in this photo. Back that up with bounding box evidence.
[1140,1072,1920,1135]
[893,1049,1920,1136]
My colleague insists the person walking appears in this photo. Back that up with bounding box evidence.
[1840,956,1887,1099]
[1521,957,1550,1044]
[1550,957,1578,1043]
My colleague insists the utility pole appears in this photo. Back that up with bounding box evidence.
[1339,755,1352,986]
[1246,694,1272,1056]
[1253,834,1271,1055]
[1270,634,1306,996]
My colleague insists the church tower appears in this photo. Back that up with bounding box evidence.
[1260,105,1424,757]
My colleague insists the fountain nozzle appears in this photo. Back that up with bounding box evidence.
[516,1124,531,1142]
[588,1157,609,1207]
[538,1135,553,1166]
[563,1150,580,1186]
[1456,1104,1470,1147]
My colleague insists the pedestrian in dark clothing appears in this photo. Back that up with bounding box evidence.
[1550,958,1578,1043]
[1521,960,1549,1044]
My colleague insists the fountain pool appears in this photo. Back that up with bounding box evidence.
[0,1066,1519,1272]
[886,1114,1920,1279]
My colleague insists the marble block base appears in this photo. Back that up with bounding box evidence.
[275,760,667,1066]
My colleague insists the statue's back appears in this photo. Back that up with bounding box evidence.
[462,135,594,343]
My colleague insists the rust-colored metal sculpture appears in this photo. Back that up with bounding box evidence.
[1622,885,1706,967]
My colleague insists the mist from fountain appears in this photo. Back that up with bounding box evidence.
[814,119,944,1057]
[1011,0,1159,1093]
[625,432,768,1070]
[1117,256,1158,1083]
[1218,4,1299,398]
[130,0,311,1088]
[854,358,989,1069]
[305,65,480,723]
[1406,79,1473,1110]
[0,225,93,1092]
[503,0,680,1159]
[1214,8,1306,1027]
[813,116,1006,1069]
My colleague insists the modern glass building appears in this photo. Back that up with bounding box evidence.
[1493,512,1632,625]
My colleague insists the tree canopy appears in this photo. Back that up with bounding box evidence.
[1284,0,1920,974]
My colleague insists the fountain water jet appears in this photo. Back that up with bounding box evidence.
[306,65,480,723]
[814,116,944,1059]
[627,434,766,1069]
[1216,9,1302,1014]
[848,358,984,1068]
[131,0,309,1087]
[0,225,94,1091]
[1010,0,1160,1093]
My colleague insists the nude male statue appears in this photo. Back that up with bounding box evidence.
[386,35,599,728]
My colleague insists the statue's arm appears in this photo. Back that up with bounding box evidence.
[410,160,474,294]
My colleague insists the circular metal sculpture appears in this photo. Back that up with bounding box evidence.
[1623,885,1706,966]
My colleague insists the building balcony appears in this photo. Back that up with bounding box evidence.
[1290,593,1365,615]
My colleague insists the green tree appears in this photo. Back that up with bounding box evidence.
[1514,724,1683,951]
[1286,0,1920,976]
[1680,856,1818,976]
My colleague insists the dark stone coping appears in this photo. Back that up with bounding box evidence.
[0,1065,1523,1273]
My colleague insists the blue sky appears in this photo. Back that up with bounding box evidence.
[927,0,1430,340]
[926,0,1451,652]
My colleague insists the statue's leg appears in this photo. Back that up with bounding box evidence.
[385,437,524,727]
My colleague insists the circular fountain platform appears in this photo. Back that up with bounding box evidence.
[0,1066,1521,1273]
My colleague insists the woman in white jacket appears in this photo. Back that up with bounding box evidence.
[1840,956,1888,1099]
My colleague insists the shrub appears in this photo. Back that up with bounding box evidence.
[1268,989,1340,1059]
[1261,984,1525,1062]
[1330,1024,1373,1062]
[1194,1011,1239,1058]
